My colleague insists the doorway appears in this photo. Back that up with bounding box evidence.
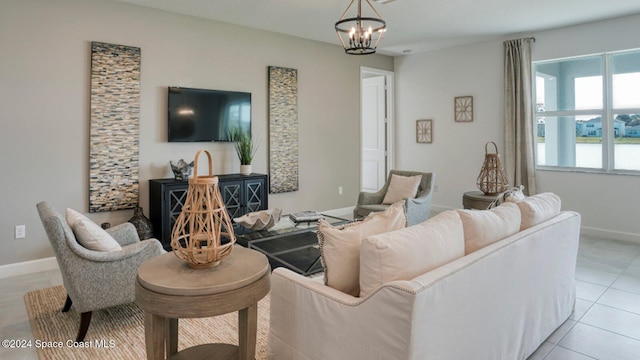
[360,67,394,192]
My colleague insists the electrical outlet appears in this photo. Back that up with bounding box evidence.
[338,186,343,195]
[15,225,26,239]
[434,185,439,192]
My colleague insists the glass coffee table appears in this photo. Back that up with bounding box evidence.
[234,214,349,276]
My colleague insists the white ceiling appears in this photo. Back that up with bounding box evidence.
[113,0,640,56]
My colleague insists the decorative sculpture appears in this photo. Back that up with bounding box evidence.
[234,208,282,231]
[171,150,236,268]
[170,159,194,181]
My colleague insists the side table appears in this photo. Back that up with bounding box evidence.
[462,191,499,210]
[136,246,270,360]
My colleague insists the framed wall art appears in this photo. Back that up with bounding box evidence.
[89,41,141,212]
[416,119,432,143]
[268,66,299,193]
[454,96,473,122]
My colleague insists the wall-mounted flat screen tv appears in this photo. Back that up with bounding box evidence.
[168,87,251,142]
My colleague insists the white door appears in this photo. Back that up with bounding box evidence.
[361,76,387,192]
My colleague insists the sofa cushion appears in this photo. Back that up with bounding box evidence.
[318,202,406,296]
[359,210,465,297]
[66,208,122,252]
[517,192,561,230]
[457,203,521,254]
[382,174,422,204]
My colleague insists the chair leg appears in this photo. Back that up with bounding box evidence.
[62,295,72,313]
[76,312,92,342]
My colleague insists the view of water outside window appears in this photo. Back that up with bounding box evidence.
[535,51,640,172]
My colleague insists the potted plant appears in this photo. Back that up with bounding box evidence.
[230,128,258,175]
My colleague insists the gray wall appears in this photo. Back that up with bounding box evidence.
[0,0,393,266]
[394,14,640,243]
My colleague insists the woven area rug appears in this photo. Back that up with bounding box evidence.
[24,285,269,359]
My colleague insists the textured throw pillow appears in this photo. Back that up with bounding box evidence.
[66,208,122,252]
[318,202,406,296]
[359,210,465,297]
[382,174,422,204]
[457,203,521,254]
[517,192,561,230]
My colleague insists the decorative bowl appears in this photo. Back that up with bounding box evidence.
[234,208,282,231]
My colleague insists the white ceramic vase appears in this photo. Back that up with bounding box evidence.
[240,164,252,175]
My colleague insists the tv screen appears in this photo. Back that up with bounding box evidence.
[168,87,251,142]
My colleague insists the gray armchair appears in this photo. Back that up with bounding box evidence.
[36,202,165,342]
[353,170,435,226]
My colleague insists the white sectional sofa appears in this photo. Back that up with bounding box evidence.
[268,194,581,360]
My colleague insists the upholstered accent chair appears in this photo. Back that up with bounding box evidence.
[36,202,165,342]
[353,170,435,226]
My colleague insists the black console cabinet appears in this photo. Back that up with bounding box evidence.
[149,173,268,249]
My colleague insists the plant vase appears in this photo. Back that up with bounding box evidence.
[240,164,252,175]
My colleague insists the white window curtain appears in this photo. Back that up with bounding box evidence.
[504,38,536,195]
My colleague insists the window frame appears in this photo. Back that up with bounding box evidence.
[533,49,640,175]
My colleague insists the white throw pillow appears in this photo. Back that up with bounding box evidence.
[318,202,406,296]
[382,174,422,204]
[457,203,521,254]
[66,208,122,252]
[517,192,561,230]
[359,210,465,297]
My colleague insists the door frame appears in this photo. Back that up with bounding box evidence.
[360,66,395,190]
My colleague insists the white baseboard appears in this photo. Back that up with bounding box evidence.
[0,257,59,279]
[581,226,640,244]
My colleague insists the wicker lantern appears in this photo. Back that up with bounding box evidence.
[476,141,509,195]
[171,150,236,268]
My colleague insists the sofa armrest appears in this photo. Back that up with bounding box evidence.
[404,194,433,226]
[106,222,140,246]
[356,189,386,206]
[272,268,363,305]
[269,268,416,360]
[71,238,165,263]
[63,238,166,313]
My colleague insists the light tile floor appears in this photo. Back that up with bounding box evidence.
[1,235,639,359]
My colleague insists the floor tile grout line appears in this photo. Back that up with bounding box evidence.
[550,344,598,359]
[575,320,640,344]
[588,301,640,317]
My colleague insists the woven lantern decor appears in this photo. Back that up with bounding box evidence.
[171,150,236,269]
[476,141,509,195]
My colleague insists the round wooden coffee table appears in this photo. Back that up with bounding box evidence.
[136,245,270,360]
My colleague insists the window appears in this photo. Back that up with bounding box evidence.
[534,50,640,172]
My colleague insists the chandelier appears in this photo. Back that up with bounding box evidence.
[335,0,387,55]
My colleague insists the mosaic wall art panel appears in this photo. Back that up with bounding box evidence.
[89,42,141,212]
[268,66,299,193]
